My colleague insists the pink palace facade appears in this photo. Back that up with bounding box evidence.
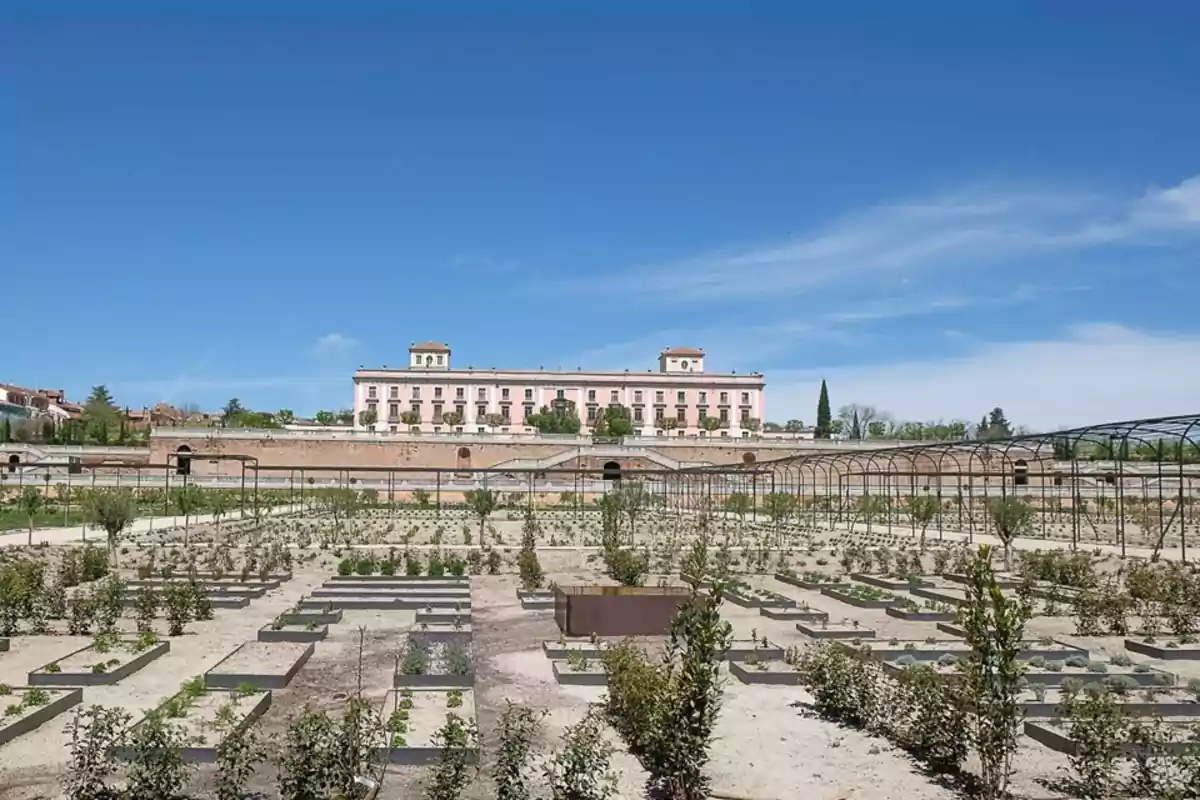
[352,343,765,438]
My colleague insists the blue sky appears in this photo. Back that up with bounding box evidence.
[5,3,1200,430]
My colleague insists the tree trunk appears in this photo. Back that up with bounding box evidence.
[27,518,33,547]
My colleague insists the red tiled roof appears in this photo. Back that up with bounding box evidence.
[409,341,451,352]
[661,347,705,358]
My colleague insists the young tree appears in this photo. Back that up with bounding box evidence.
[172,485,205,546]
[315,410,337,426]
[722,492,752,528]
[83,385,121,444]
[494,701,545,800]
[959,545,1032,800]
[986,496,1034,569]
[358,408,378,428]
[601,584,733,800]
[614,481,651,542]
[208,490,231,539]
[592,405,635,437]
[906,494,940,549]
[84,489,135,567]
[544,709,619,800]
[221,398,245,427]
[19,486,43,547]
[464,489,499,542]
[276,408,295,425]
[815,379,832,439]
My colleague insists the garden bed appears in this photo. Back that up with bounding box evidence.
[820,585,903,609]
[1024,719,1200,756]
[278,607,343,626]
[378,688,479,765]
[796,621,875,640]
[297,596,400,611]
[257,622,329,643]
[909,586,969,608]
[127,578,279,593]
[311,586,470,600]
[1124,638,1200,660]
[855,638,1086,663]
[758,606,829,623]
[394,640,475,688]
[517,590,555,609]
[721,585,797,609]
[0,687,82,746]
[542,638,609,660]
[552,659,608,686]
[29,636,170,686]
[886,605,957,622]
[943,572,1024,589]
[728,659,802,685]
[115,684,272,763]
[851,573,934,590]
[726,639,784,661]
[936,621,967,638]
[204,641,315,690]
[409,623,473,647]
[1016,686,1200,718]
[884,658,1174,688]
[774,572,850,592]
[190,569,292,583]
[415,608,472,626]
[0,637,8,652]
[330,574,468,584]
[123,591,250,609]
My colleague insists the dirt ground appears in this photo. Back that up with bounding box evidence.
[1,510,1198,799]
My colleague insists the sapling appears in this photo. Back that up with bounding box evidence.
[62,705,130,800]
[123,712,194,800]
[133,591,158,633]
[162,584,193,637]
[544,709,619,800]
[494,701,545,800]
[958,544,1032,800]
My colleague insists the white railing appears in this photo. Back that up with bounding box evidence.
[149,426,944,450]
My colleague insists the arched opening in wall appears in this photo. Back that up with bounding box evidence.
[1053,471,1063,487]
[602,460,621,482]
[1013,459,1028,486]
[456,447,472,478]
[175,445,192,476]
[742,453,757,464]
[6,454,18,474]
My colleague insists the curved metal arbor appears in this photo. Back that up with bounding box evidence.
[671,414,1200,560]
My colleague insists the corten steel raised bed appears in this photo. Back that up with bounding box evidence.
[553,585,694,637]
[114,689,272,763]
[311,586,470,600]
[943,572,1024,589]
[29,640,171,686]
[886,606,958,622]
[329,574,468,584]
[519,592,555,610]
[204,641,315,690]
[0,688,83,747]
[551,661,608,686]
[1024,719,1200,756]
[123,592,250,609]
[774,573,851,592]
[279,608,343,626]
[851,573,935,590]
[758,607,829,623]
[728,660,802,686]
[1124,639,1200,660]
[257,624,329,643]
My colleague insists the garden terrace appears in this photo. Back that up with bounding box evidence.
[516,588,555,609]
[1125,637,1200,660]
[309,585,470,600]
[29,634,169,686]
[122,589,251,610]
[329,574,469,584]
[414,607,472,626]
[0,687,81,747]
[942,572,1024,589]
[127,576,283,591]
[203,641,314,690]
[296,595,401,611]
[257,620,328,643]
[115,683,272,763]
[378,688,479,765]
[394,639,475,688]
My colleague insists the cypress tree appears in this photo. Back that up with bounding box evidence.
[815,380,832,439]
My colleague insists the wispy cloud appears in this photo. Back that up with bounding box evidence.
[766,324,1200,431]
[570,175,1200,304]
[311,332,358,359]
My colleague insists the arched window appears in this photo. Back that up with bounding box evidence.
[6,454,19,474]
[602,460,621,481]
[1013,459,1028,487]
[457,447,471,471]
[742,452,757,464]
[175,445,192,476]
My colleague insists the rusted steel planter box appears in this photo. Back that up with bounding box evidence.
[553,585,693,637]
